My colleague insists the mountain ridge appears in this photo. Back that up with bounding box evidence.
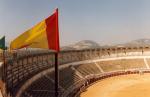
[61,38,150,50]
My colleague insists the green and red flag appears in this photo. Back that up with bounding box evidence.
[0,36,5,50]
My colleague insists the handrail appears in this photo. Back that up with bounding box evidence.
[1,47,150,97]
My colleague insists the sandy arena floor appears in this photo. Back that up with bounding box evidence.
[80,73,150,97]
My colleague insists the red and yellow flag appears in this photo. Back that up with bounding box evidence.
[10,8,60,52]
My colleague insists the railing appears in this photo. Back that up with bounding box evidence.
[1,46,150,97]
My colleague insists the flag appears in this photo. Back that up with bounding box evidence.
[0,36,5,50]
[10,8,60,52]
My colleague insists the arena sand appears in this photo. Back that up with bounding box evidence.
[80,73,150,97]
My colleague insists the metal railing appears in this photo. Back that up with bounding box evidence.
[0,46,150,97]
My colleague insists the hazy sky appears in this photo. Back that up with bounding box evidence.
[1,0,150,46]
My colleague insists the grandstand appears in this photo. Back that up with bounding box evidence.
[97,59,146,72]
[0,46,150,97]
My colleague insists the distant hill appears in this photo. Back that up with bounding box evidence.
[62,39,150,50]
[6,42,9,47]
[61,40,100,50]
[116,39,150,47]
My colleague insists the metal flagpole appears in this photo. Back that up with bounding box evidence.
[2,49,5,82]
[2,48,8,96]
[55,52,59,97]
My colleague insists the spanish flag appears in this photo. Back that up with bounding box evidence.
[10,8,60,52]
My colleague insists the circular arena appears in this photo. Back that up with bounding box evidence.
[1,46,150,97]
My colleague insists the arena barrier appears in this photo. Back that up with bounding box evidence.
[1,46,150,97]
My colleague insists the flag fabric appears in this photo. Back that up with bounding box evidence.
[0,36,5,50]
[10,8,60,52]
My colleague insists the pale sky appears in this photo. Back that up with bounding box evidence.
[1,0,150,46]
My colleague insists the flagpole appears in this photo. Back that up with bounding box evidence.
[2,49,5,82]
[55,52,59,97]
[2,48,8,96]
